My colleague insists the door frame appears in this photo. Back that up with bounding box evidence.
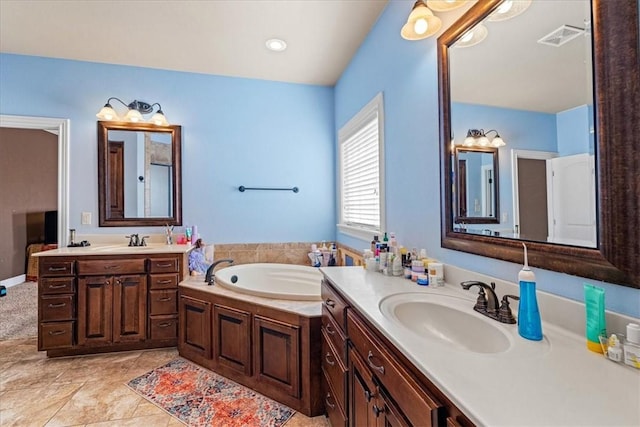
[0,115,70,247]
[510,149,557,237]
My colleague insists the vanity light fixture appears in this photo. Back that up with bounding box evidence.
[454,23,488,48]
[96,97,169,125]
[401,0,442,40]
[487,0,532,22]
[426,0,466,12]
[463,129,506,148]
[265,38,287,52]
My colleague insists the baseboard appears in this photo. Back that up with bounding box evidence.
[0,274,27,288]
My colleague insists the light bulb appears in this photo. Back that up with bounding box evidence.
[497,0,513,14]
[461,31,474,43]
[478,136,490,147]
[414,18,428,35]
[125,109,143,123]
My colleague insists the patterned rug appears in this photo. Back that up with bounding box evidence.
[126,358,295,427]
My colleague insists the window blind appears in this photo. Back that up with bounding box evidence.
[341,113,380,229]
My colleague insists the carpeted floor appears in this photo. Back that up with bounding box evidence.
[0,281,38,340]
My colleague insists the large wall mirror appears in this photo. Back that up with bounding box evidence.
[98,121,182,227]
[438,0,639,287]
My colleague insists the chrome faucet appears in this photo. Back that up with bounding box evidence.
[204,259,234,285]
[126,234,149,247]
[461,280,519,324]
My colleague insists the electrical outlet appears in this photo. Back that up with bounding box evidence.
[81,212,92,225]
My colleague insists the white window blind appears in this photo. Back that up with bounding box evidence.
[338,93,384,238]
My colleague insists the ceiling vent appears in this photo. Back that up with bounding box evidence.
[537,25,584,47]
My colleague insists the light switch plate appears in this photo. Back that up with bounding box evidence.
[81,212,91,225]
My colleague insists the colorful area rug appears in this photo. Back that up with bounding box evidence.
[127,358,295,427]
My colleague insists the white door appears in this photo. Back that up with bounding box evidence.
[546,154,596,247]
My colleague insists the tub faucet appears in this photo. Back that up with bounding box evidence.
[461,280,500,317]
[204,259,234,286]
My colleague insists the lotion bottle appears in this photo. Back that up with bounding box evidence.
[518,243,543,341]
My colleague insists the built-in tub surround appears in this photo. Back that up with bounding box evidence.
[212,242,319,266]
[178,275,322,417]
[321,266,640,426]
[215,263,322,301]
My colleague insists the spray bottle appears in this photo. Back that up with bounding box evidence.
[518,243,543,341]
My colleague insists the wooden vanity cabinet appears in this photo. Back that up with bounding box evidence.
[38,252,186,356]
[38,259,76,351]
[179,294,213,362]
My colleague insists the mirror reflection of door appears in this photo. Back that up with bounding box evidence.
[517,158,548,241]
[149,163,172,217]
[458,159,467,217]
[107,141,124,219]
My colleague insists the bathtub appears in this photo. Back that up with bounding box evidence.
[214,263,322,301]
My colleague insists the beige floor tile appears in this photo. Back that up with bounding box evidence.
[51,351,143,384]
[166,416,186,426]
[285,413,330,427]
[85,414,172,426]
[45,381,142,426]
[0,382,82,427]
[124,348,178,379]
[132,400,168,417]
[0,358,67,392]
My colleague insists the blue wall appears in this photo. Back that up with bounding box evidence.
[0,53,336,244]
[334,0,639,317]
[556,104,592,156]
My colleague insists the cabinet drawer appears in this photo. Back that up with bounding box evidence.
[40,277,75,295]
[39,321,74,350]
[322,370,348,427]
[40,295,74,321]
[322,306,347,367]
[149,316,178,340]
[321,329,347,414]
[148,258,179,273]
[321,279,348,331]
[39,260,74,277]
[347,310,443,427]
[149,289,178,315]
[149,273,179,289]
[77,259,145,275]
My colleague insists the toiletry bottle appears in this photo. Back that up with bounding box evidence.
[584,283,606,353]
[518,243,543,341]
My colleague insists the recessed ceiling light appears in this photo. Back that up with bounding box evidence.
[265,38,287,52]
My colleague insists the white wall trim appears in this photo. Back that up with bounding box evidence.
[0,115,70,247]
[0,274,27,288]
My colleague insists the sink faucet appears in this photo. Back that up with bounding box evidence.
[204,259,234,286]
[126,234,139,247]
[461,280,502,320]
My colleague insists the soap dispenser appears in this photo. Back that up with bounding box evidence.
[518,243,543,341]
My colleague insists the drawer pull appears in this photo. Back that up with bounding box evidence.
[156,263,173,268]
[324,393,336,409]
[373,404,385,417]
[104,265,121,270]
[48,266,66,272]
[324,299,336,308]
[364,390,375,402]
[367,350,385,374]
[157,297,172,302]
[325,322,335,335]
[48,283,67,289]
[48,330,66,336]
[48,302,67,308]
[158,322,173,328]
[325,352,335,366]
[157,279,172,284]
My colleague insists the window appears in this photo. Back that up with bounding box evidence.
[337,93,385,240]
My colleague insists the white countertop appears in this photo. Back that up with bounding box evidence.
[31,243,193,256]
[179,276,322,318]
[320,266,640,427]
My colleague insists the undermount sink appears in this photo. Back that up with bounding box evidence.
[379,293,512,354]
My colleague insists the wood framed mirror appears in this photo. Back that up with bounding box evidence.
[438,0,639,287]
[98,121,182,227]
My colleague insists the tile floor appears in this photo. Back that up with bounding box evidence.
[0,338,329,427]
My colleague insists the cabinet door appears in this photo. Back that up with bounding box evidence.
[213,304,251,376]
[375,386,411,427]
[113,274,147,342]
[349,347,377,427]
[178,295,212,359]
[253,315,300,398]
[77,276,112,346]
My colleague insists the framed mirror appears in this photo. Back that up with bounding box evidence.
[438,0,639,287]
[453,147,499,225]
[98,121,182,227]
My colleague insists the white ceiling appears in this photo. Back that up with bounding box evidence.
[0,0,389,86]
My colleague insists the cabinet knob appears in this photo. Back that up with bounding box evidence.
[373,404,385,417]
[325,352,335,366]
[324,393,336,410]
[324,299,336,308]
[48,330,66,336]
[158,297,172,302]
[47,302,66,308]
[325,322,335,335]
[367,350,385,374]
[364,389,376,402]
